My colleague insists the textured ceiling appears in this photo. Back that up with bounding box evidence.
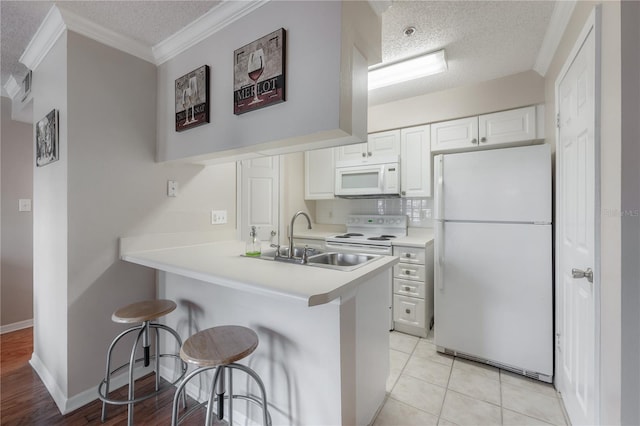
[370,0,555,105]
[1,0,555,104]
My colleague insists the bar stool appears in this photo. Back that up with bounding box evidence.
[171,325,271,426]
[98,299,187,425]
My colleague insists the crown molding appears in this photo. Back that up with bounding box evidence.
[367,0,392,16]
[57,6,155,64]
[19,5,66,71]
[152,0,269,65]
[3,75,20,100]
[533,0,577,77]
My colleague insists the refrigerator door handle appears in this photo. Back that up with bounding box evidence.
[435,221,444,290]
[434,155,444,221]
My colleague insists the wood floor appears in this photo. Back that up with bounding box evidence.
[0,328,206,425]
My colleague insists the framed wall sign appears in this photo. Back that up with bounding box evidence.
[35,109,58,167]
[233,28,286,115]
[175,65,210,131]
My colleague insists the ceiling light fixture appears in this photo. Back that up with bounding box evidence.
[368,49,447,90]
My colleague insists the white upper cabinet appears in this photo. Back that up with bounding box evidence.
[431,106,540,153]
[337,130,400,162]
[479,106,536,146]
[430,117,478,152]
[304,148,336,200]
[400,125,431,197]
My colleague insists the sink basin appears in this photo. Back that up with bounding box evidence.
[307,252,379,271]
[244,249,379,271]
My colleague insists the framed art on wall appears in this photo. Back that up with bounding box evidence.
[175,65,210,131]
[233,28,286,115]
[36,109,58,167]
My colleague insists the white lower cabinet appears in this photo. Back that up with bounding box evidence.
[392,243,434,337]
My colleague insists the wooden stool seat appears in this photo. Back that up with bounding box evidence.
[112,299,176,323]
[180,325,258,367]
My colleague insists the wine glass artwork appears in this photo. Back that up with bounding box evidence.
[233,28,285,115]
[174,65,209,132]
[247,48,264,105]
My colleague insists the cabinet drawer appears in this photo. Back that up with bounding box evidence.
[394,278,425,298]
[393,295,426,329]
[394,263,425,282]
[393,246,425,264]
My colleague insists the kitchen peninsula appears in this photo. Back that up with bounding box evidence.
[120,238,398,425]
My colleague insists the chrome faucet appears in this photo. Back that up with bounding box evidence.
[289,211,312,259]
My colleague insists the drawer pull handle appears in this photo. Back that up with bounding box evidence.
[404,286,411,291]
[405,270,411,275]
[405,253,411,258]
[405,309,411,314]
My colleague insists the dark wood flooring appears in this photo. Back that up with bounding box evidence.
[0,328,206,425]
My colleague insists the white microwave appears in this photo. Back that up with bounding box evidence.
[334,157,400,198]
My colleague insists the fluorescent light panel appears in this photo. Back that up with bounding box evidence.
[368,49,447,90]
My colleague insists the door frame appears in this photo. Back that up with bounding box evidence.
[554,5,602,423]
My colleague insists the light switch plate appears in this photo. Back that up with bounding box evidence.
[167,180,178,197]
[211,210,227,224]
[19,199,32,212]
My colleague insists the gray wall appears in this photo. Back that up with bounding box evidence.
[621,1,640,424]
[1,96,34,328]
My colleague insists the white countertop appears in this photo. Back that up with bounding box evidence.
[121,240,398,307]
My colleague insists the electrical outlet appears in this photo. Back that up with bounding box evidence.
[167,180,178,197]
[211,210,227,224]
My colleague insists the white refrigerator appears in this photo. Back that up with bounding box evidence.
[434,144,553,382]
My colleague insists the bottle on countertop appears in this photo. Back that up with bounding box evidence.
[245,225,261,257]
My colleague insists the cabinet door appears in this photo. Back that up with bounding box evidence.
[400,125,431,197]
[478,105,536,147]
[336,142,367,162]
[393,294,426,329]
[367,129,400,158]
[304,148,335,200]
[430,116,478,153]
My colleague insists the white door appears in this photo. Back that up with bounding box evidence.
[239,156,280,247]
[304,148,335,200]
[555,10,599,426]
[336,142,366,162]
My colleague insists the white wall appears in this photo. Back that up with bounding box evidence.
[1,96,34,329]
[31,30,239,411]
[32,31,69,397]
[620,1,640,424]
[543,2,623,424]
[157,1,379,164]
[368,70,545,133]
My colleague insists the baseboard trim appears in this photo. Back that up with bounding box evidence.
[1,319,33,334]
[30,352,155,415]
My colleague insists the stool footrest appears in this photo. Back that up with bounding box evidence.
[98,353,186,406]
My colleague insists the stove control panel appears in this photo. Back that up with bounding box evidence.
[346,215,408,229]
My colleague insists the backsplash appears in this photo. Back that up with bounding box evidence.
[315,198,434,228]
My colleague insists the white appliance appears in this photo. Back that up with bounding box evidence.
[326,215,408,329]
[334,157,400,199]
[434,144,553,382]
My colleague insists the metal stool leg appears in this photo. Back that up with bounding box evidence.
[127,327,146,426]
[100,325,143,422]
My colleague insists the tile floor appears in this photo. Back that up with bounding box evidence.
[373,330,570,426]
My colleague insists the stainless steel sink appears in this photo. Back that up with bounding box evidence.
[306,252,379,271]
[245,249,380,271]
